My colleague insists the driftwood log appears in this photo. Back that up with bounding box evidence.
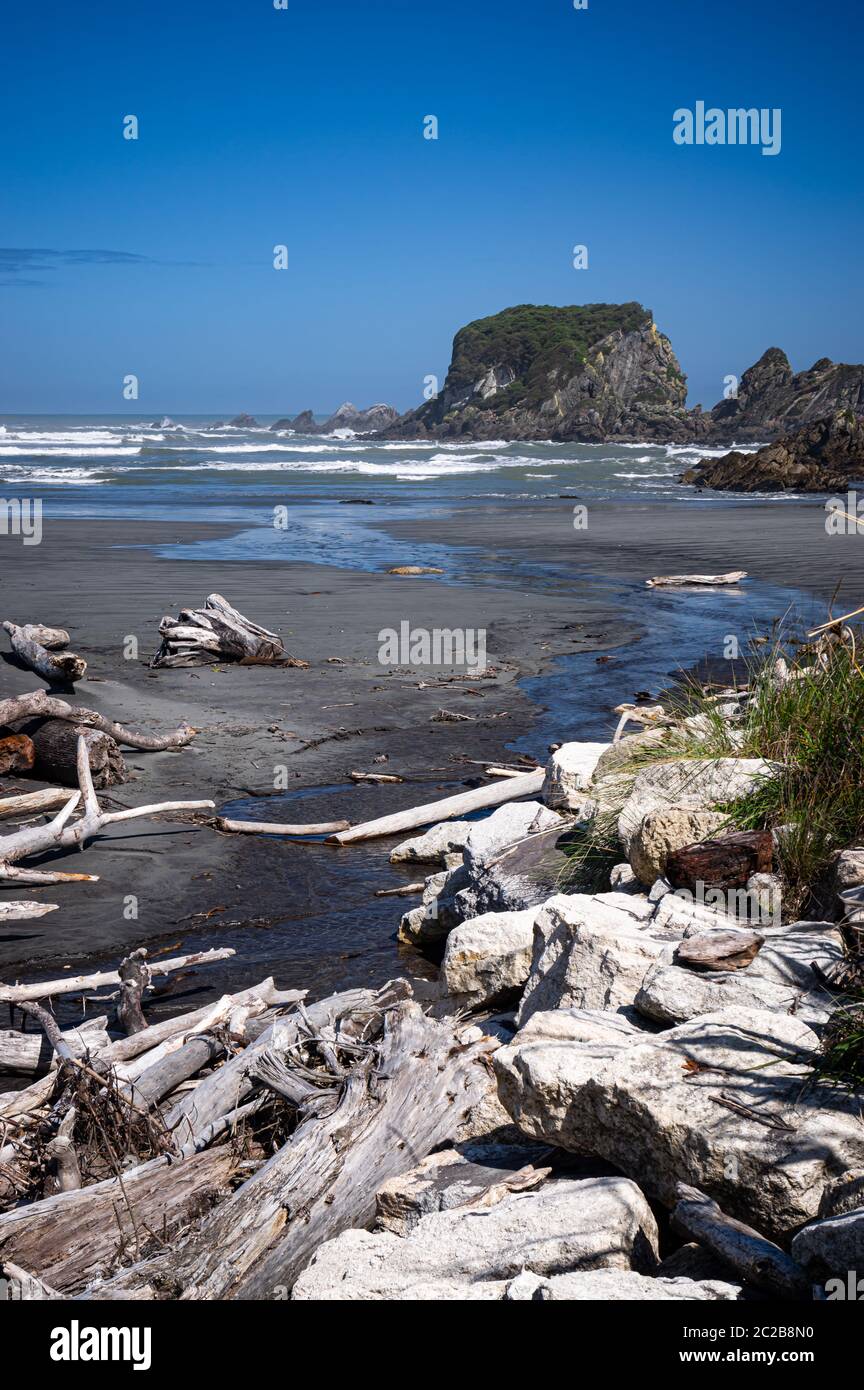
[0,947,236,1005]
[2,621,87,685]
[327,767,545,844]
[671,1184,808,1299]
[22,719,126,789]
[0,734,35,775]
[646,571,748,588]
[0,1016,108,1078]
[0,786,70,820]
[152,593,307,669]
[0,691,195,751]
[0,901,59,922]
[666,830,774,894]
[216,816,350,837]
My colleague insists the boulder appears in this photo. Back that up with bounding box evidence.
[292,1175,660,1299]
[628,807,727,886]
[516,891,673,1026]
[791,1206,864,1280]
[463,801,564,868]
[635,923,843,1028]
[495,1005,864,1241]
[503,1269,741,1301]
[617,759,778,859]
[542,741,609,812]
[441,908,537,1005]
[834,848,864,892]
[389,819,473,865]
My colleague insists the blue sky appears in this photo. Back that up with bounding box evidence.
[1,0,862,414]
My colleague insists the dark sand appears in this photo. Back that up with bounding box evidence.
[1,496,858,1015]
[0,516,630,1013]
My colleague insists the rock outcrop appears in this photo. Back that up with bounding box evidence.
[272,402,399,435]
[376,303,696,443]
[681,409,864,493]
[707,351,864,443]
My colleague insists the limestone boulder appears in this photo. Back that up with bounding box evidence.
[292,1175,660,1300]
[441,908,537,1005]
[542,741,609,812]
[389,819,473,865]
[617,758,778,858]
[791,1206,864,1281]
[495,1005,864,1241]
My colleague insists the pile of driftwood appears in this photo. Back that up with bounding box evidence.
[0,950,495,1299]
[151,593,308,669]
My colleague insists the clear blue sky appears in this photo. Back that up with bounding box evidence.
[2,0,862,414]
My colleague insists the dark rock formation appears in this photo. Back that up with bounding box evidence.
[680,410,864,493]
[227,413,259,428]
[271,403,399,435]
[377,303,696,444]
[707,350,864,443]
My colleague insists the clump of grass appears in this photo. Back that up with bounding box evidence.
[816,995,864,1091]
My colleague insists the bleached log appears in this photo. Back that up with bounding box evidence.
[0,1260,60,1300]
[216,816,350,836]
[327,767,545,844]
[0,1149,240,1295]
[0,947,236,1005]
[0,787,72,820]
[0,901,59,922]
[349,770,403,784]
[3,621,86,685]
[17,625,70,650]
[0,690,196,750]
[127,1035,225,1110]
[646,571,748,588]
[0,1016,108,1078]
[672,1184,808,1299]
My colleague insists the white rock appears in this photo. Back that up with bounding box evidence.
[442,908,537,1004]
[292,1176,660,1300]
[463,801,564,870]
[516,892,678,1026]
[389,819,473,865]
[542,741,609,812]
[495,1005,864,1241]
[791,1206,864,1279]
[503,1269,741,1301]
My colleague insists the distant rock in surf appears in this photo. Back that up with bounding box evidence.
[275,403,399,435]
[227,413,259,428]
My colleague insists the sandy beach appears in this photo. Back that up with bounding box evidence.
[1,495,858,1015]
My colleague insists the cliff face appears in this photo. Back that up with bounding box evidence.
[680,410,864,493]
[378,303,695,443]
[707,349,864,443]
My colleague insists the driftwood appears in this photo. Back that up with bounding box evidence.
[0,786,70,820]
[646,571,748,588]
[671,1184,808,1299]
[151,593,306,669]
[3,620,87,685]
[0,1149,240,1295]
[25,719,126,789]
[0,734,35,775]
[0,691,195,751]
[327,767,545,844]
[666,830,774,895]
[96,995,496,1299]
[0,736,214,885]
[16,625,70,650]
[0,1016,108,1078]
[675,929,764,972]
[216,816,350,837]
[0,901,59,922]
[0,947,236,1005]
[374,882,424,898]
[349,770,403,784]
